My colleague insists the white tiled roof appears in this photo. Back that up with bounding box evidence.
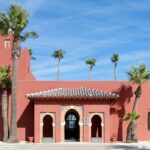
[26,87,119,100]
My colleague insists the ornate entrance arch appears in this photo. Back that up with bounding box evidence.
[61,106,83,142]
[65,109,80,141]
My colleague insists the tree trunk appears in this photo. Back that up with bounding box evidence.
[8,41,20,143]
[88,67,92,81]
[1,88,9,142]
[57,59,60,81]
[132,85,142,113]
[126,85,141,143]
[126,121,137,143]
[114,63,117,81]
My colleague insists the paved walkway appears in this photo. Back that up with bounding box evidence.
[0,142,150,150]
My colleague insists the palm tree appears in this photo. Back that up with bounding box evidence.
[28,49,36,60]
[126,64,150,142]
[110,53,119,80]
[125,112,140,143]
[86,58,96,80]
[52,49,65,81]
[0,66,11,142]
[0,4,38,142]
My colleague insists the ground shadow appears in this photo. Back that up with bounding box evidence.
[104,145,148,150]
[111,84,133,141]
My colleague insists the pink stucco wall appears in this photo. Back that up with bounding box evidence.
[16,81,150,142]
[0,34,150,143]
[0,33,35,81]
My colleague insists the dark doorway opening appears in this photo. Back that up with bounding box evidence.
[91,115,102,143]
[91,115,102,138]
[65,109,80,141]
[43,115,53,137]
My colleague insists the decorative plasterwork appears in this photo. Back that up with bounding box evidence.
[61,105,83,142]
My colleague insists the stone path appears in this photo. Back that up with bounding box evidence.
[0,143,150,150]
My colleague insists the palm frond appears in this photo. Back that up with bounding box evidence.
[0,13,10,35]
[111,53,119,63]
[86,58,96,68]
[27,49,36,60]
[0,3,38,42]
[124,112,140,121]
[28,49,32,56]
[52,49,65,59]
[20,32,38,42]
[127,64,150,85]
[7,4,29,35]
[0,66,11,88]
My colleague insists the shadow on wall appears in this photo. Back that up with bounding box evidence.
[111,84,133,141]
[17,101,34,141]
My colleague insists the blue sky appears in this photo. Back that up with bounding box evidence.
[1,0,150,81]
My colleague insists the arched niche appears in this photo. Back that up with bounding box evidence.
[43,115,53,138]
[40,113,55,143]
[91,115,102,138]
[89,113,104,143]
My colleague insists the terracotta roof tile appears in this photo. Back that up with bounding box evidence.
[26,87,119,100]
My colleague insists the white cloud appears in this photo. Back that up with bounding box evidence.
[33,62,85,79]
[17,1,150,80]
[23,0,45,16]
[120,50,150,62]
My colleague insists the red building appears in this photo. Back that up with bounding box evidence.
[0,33,150,143]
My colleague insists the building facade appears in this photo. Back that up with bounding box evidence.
[0,33,150,143]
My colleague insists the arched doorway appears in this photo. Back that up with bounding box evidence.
[42,115,53,143]
[91,115,102,143]
[65,109,80,141]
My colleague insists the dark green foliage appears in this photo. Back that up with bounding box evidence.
[86,58,96,69]
[0,3,38,41]
[110,53,119,63]
[124,112,140,122]
[0,66,11,88]
[127,64,150,85]
[28,49,36,60]
[52,49,65,59]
